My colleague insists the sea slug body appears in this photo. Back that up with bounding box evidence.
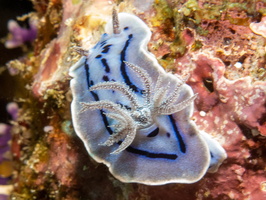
[69,11,226,185]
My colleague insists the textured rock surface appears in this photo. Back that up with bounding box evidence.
[1,0,265,199]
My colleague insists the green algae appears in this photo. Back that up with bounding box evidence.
[72,0,81,5]
[151,0,188,64]
[61,120,75,136]
[179,0,224,24]
[191,40,203,51]
[151,0,174,27]
[11,141,51,200]
[43,87,66,110]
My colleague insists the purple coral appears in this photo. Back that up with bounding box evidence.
[5,19,37,49]
[0,103,19,199]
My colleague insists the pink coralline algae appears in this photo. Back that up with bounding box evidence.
[250,16,266,38]
[173,52,266,199]
[5,19,37,49]
[186,53,266,138]
[32,1,80,97]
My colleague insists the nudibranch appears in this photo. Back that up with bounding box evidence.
[69,10,226,185]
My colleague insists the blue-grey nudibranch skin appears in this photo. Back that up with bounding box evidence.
[69,13,226,185]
